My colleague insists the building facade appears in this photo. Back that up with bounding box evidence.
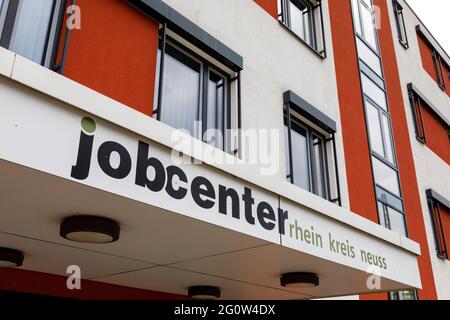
[0,0,448,300]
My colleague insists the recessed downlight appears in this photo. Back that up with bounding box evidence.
[280,272,319,289]
[60,215,120,244]
[188,286,221,300]
[0,247,24,268]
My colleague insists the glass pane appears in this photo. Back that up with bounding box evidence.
[160,45,201,138]
[373,157,400,197]
[360,4,377,49]
[291,125,310,191]
[351,0,362,35]
[389,290,416,300]
[361,73,387,110]
[397,290,417,300]
[206,71,225,150]
[376,186,403,212]
[378,201,389,229]
[387,206,407,236]
[381,114,395,163]
[312,135,327,198]
[9,0,55,64]
[289,0,312,46]
[361,0,372,7]
[398,12,407,44]
[356,37,382,76]
[378,202,406,236]
[366,101,384,156]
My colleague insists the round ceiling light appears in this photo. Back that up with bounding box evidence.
[280,272,319,289]
[0,247,24,268]
[188,286,221,300]
[60,215,120,244]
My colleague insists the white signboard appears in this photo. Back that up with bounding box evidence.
[0,80,420,288]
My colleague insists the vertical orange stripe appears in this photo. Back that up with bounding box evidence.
[254,0,279,19]
[373,0,437,300]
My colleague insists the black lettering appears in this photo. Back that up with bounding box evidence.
[277,208,289,235]
[97,141,131,179]
[135,141,166,191]
[242,187,255,225]
[218,185,240,219]
[71,131,94,180]
[191,176,215,209]
[257,201,276,231]
[165,165,188,200]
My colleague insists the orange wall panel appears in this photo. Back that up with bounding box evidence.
[60,0,159,116]
[0,268,185,300]
[254,0,278,19]
[328,0,379,224]
[417,34,439,84]
[422,106,450,164]
[373,0,437,300]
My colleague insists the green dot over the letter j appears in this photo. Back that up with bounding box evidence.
[81,117,96,134]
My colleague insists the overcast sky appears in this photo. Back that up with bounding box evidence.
[405,0,450,54]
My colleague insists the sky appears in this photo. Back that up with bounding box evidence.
[405,0,450,54]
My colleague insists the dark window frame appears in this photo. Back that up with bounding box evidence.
[427,189,450,260]
[284,115,330,199]
[352,0,381,54]
[432,51,446,90]
[407,83,450,145]
[392,0,408,49]
[283,92,341,205]
[154,32,238,154]
[278,0,326,58]
[0,0,66,68]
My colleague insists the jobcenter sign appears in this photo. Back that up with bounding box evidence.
[0,79,421,288]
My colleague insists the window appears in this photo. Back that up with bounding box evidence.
[389,290,418,300]
[392,0,408,49]
[278,0,326,57]
[154,37,238,154]
[0,0,65,67]
[283,91,341,204]
[432,51,446,90]
[427,189,450,260]
[352,0,408,239]
[351,0,378,51]
[408,83,450,151]
[365,98,395,164]
[285,116,330,199]
[408,86,427,143]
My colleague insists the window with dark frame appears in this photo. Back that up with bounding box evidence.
[427,189,450,260]
[408,86,427,143]
[392,0,408,49]
[0,0,66,68]
[432,51,446,90]
[153,36,239,154]
[408,83,450,146]
[389,290,418,301]
[283,102,341,205]
[278,0,326,58]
